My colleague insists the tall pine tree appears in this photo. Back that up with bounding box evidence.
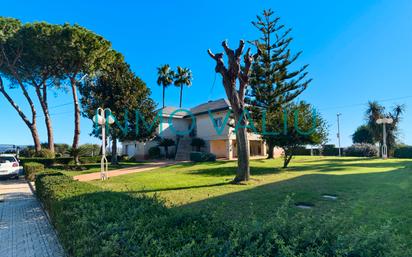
[248,9,312,158]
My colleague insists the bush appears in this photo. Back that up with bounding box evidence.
[23,162,45,181]
[79,156,101,164]
[190,151,216,162]
[394,146,412,158]
[322,144,340,156]
[20,147,35,157]
[190,137,206,151]
[345,143,378,157]
[35,149,55,158]
[119,154,130,161]
[292,147,320,156]
[148,146,161,159]
[35,174,405,257]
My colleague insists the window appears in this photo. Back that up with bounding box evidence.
[214,117,223,128]
[0,156,16,163]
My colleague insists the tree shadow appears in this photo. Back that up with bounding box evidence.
[173,165,412,238]
[126,182,230,194]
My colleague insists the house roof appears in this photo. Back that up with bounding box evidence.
[160,99,231,118]
[158,106,187,118]
[189,98,231,116]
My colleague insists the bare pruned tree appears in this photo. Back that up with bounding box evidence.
[208,40,259,182]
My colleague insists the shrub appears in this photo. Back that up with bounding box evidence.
[158,138,175,159]
[345,143,378,157]
[119,154,130,161]
[148,146,161,159]
[35,174,405,257]
[35,149,55,158]
[322,144,340,156]
[394,146,412,158]
[23,162,45,181]
[190,137,206,151]
[190,151,216,162]
[20,147,35,157]
[79,156,101,164]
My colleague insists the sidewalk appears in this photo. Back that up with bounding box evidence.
[74,160,178,181]
[0,178,65,257]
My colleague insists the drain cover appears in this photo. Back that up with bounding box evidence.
[295,202,314,209]
[322,194,338,200]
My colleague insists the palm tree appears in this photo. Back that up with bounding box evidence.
[174,66,193,108]
[365,101,405,155]
[157,64,175,108]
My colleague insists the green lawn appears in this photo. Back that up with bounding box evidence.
[48,161,143,176]
[91,156,412,238]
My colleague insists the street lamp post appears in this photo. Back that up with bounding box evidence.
[376,117,393,159]
[93,108,114,180]
[337,113,342,157]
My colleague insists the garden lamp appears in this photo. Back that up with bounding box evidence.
[93,107,115,180]
[376,117,393,159]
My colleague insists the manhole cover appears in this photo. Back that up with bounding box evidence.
[322,194,338,200]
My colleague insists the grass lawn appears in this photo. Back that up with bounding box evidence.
[91,156,412,238]
[48,161,143,176]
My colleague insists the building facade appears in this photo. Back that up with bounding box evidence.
[121,99,282,160]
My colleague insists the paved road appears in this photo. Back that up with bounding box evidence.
[74,160,179,181]
[0,178,65,257]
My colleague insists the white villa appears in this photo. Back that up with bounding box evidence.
[121,99,282,160]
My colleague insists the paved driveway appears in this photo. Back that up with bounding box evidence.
[74,160,179,181]
[0,178,64,257]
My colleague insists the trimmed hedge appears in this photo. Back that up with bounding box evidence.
[20,156,102,167]
[20,157,72,167]
[35,173,404,257]
[394,146,412,159]
[190,151,216,162]
[322,144,340,156]
[23,162,44,181]
[79,156,101,164]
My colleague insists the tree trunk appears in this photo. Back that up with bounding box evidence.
[165,146,169,159]
[179,85,183,108]
[111,136,118,165]
[70,78,81,150]
[35,85,54,153]
[267,142,274,159]
[283,149,293,168]
[0,77,41,152]
[162,86,166,108]
[234,125,250,182]
[30,124,42,152]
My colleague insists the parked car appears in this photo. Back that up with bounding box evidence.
[0,154,22,179]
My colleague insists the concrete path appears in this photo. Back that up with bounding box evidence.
[74,160,179,181]
[0,178,65,257]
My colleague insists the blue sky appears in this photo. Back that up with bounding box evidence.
[1,0,411,147]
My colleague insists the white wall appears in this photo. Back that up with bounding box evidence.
[196,111,230,140]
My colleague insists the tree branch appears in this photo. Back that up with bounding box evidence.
[207,49,227,75]
[0,77,32,127]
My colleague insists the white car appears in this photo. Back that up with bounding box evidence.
[0,154,22,179]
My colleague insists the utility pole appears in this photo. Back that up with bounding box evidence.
[376,117,393,159]
[337,113,342,157]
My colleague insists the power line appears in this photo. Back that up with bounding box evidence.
[319,95,412,112]
[48,102,72,109]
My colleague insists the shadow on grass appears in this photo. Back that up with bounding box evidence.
[181,157,412,177]
[174,165,412,237]
[127,182,230,193]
